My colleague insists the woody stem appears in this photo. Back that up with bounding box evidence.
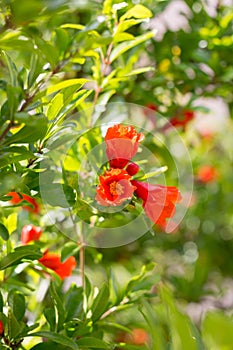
[79,225,85,291]
[69,209,85,291]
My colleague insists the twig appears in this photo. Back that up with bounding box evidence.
[0,120,15,143]
[68,209,86,291]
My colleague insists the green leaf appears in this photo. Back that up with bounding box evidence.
[28,53,42,88]
[103,0,112,15]
[30,342,69,350]
[46,79,90,95]
[77,337,109,348]
[91,283,110,322]
[64,284,83,321]
[0,291,3,312]
[6,84,21,118]
[7,307,24,339]
[47,86,77,121]
[1,51,18,87]
[74,197,95,223]
[0,223,9,241]
[4,114,47,144]
[0,146,35,169]
[44,308,56,332]
[8,290,26,321]
[140,299,166,349]
[135,166,168,181]
[126,262,156,294]
[113,32,135,43]
[116,345,148,350]
[27,331,79,349]
[0,245,42,270]
[50,281,66,331]
[120,4,153,21]
[159,285,205,350]
[60,24,85,30]
[116,19,146,34]
[125,66,155,76]
[110,32,154,62]
[61,242,80,262]
[34,37,59,68]
[40,184,75,208]
[55,28,69,53]
[202,311,233,349]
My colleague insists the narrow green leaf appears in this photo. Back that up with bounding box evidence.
[120,4,153,21]
[1,51,18,87]
[116,19,146,34]
[0,245,42,270]
[27,331,79,349]
[28,53,42,88]
[46,79,90,95]
[125,66,155,76]
[135,166,168,181]
[202,311,233,349]
[159,285,205,350]
[7,307,24,339]
[0,223,9,241]
[110,32,154,62]
[126,262,156,294]
[0,291,3,312]
[113,32,135,43]
[91,283,110,322]
[50,281,66,331]
[60,24,85,30]
[8,290,26,321]
[103,0,112,15]
[30,342,68,350]
[139,299,166,349]
[44,308,56,332]
[77,337,109,348]
[61,242,80,262]
[64,285,83,321]
[4,114,47,144]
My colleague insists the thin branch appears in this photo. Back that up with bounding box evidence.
[0,120,15,143]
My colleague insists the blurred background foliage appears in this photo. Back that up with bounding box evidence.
[0,0,233,349]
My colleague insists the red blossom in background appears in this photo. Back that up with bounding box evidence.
[116,328,149,345]
[0,320,4,335]
[171,110,194,128]
[96,168,136,206]
[7,192,40,214]
[145,103,158,112]
[162,110,195,132]
[39,251,76,280]
[131,328,149,345]
[105,124,144,168]
[132,180,182,227]
[197,165,218,183]
[21,224,42,244]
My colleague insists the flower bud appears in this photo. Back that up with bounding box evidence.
[126,162,140,176]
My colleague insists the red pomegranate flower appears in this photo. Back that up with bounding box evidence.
[21,224,42,244]
[39,251,76,280]
[105,124,144,168]
[132,180,182,227]
[7,192,40,214]
[197,165,218,183]
[96,168,136,206]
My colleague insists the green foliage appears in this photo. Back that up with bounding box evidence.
[0,0,232,349]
